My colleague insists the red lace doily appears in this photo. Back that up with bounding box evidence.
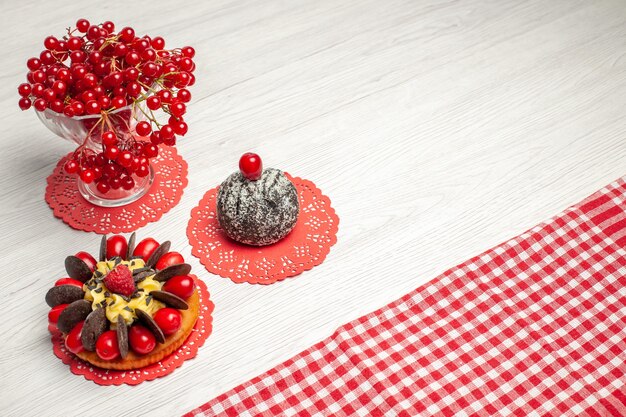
[187,174,339,285]
[45,146,188,234]
[50,275,214,386]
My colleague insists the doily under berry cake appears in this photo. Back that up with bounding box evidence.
[45,146,188,234]
[50,274,213,386]
[187,174,339,285]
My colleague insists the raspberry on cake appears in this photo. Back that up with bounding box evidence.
[103,265,135,297]
[45,232,199,370]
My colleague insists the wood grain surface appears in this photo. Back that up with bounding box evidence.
[1,0,625,415]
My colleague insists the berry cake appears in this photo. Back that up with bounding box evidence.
[46,233,199,370]
[217,153,299,246]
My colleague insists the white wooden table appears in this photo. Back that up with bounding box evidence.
[1,0,625,415]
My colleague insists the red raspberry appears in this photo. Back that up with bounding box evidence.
[104,265,135,297]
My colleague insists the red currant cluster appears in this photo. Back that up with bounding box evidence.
[17,19,196,194]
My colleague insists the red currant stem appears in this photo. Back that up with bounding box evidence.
[136,80,163,95]
[82,116,107,151]
[97,35,119,53]
[132,101,162,129]
[65,27,80,37]
[149,109,162,128]
[133,83,154,98]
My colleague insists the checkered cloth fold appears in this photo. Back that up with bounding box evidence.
[186,178,626,417]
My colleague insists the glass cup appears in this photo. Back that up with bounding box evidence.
[36,105,154,207]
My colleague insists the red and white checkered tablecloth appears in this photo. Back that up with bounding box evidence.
[185,178,626,417]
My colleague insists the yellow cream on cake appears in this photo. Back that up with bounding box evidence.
[84,258,164,325]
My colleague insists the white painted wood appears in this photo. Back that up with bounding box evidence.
[1,0,625,415]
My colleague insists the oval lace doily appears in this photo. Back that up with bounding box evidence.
[50,275,214,386]
[45,146,188,234]
[186,174,339,285]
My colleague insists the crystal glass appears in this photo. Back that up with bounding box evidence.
[36,105,154,207]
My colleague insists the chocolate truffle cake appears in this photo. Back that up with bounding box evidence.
[217,153,299,246]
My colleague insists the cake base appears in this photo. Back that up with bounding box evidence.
[76,289,199,370]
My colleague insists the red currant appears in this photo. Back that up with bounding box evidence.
[26,57,42,71]
[141,48,157,62]
[121,175,135,190]
[75,251,97,271]
[149,132,161,145]
[114,43,128,57]
[157,89,173,103]
[64,160,79,174]
[118,27,135,42]
[181,46,195,58]
[98,95,112,109]
[33,98,47,111]
[146,96,161,110]
[104,145,120,160]
[31,83,44,97]
[176,72,191,88]
[42,88,56,102]
[48,303,69,325]
[172,121,188,136]
[76,18,90,33]
[128,325,156,355]
[151,36,165,50]
[124,67,139,81]
[32,70,46,83]
[155,251,184,270]
[239,153,263,180]
[102,131,117,146]
[70,50,87,63]
[52,80,67,95]
[109,177,122,190]
[133,237,159,261]
[67,36,83,51]
[95,330,120,360]
[126,81,141,97]
[65,321,86,354]
[159,125,174,140]
[72,101,85,116]
[179,57,194,71]
[85,100,101,115]
[88,50,103,64]
[50,99,64,113]
[163,275,195,299]
[106,235,128,259]
[43,36,59,51]
[56,68,71,81]
[153,308,182,335]
[136,121,151,136]
[96,181,110,194]
[87,25,101,41]
[55,278,84,288]
[112,86,125,97]
[112,96,126,109]
[177,89,191,103]
[18,83,32,97]
[169,102,186,118]
[18,98,32,110]
[143,143,158,158]
[40,50,55,65]
[102,21,115,33]
[136,164,150,177]
[80,169,95,183]
[118,151,133,167]
[63,106,75,117]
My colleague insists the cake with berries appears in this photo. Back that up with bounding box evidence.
[46,233,200,370]
[217,153,299,246]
